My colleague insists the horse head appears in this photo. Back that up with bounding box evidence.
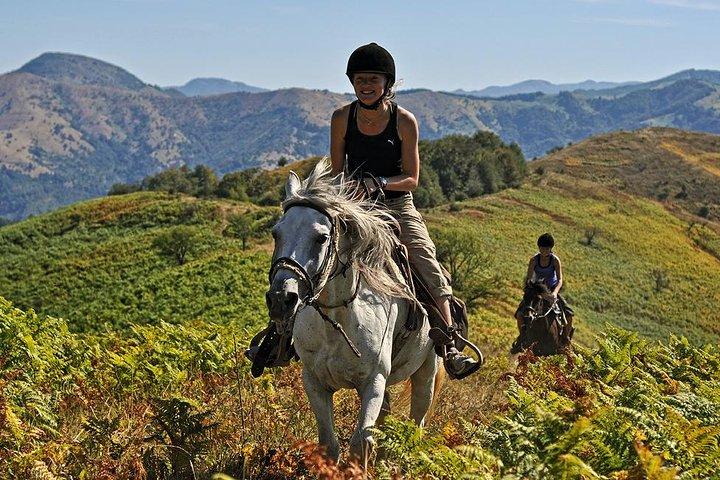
[266,171,338,334]
[523,278,549,307]
[519,278,564,356]
[521,278,556,327]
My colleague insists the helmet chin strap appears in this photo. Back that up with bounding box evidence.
[357,97,383,110]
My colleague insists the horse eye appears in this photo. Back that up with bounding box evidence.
[317,233,329,245]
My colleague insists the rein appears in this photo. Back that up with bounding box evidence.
[269,200,362,357]
[527,298,559,320]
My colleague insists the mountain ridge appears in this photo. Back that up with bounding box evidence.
[15,52,166,94]
[2,52,720,220]
[453,78,641,98]
[166,77,268,96]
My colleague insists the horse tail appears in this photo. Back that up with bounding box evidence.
[426,362,446,421]
[396,360,445,423]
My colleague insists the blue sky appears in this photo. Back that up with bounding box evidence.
[2,0,719,93]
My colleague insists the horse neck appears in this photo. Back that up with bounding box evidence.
[316,247,357,307]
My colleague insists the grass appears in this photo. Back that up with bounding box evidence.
[1,127,720,477]
[425,170,720,347]
[0,191,274,333]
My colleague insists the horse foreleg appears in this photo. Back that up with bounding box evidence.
[377,390,391,426]
[410,353,439,427]
[302,369,340,461]
[351,374,387,469]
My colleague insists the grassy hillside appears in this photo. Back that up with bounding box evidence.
[1,142,720,477]
[1,147,719,345]
[536,128,720,223]
[0,192,275,333]
[430,171,720,347]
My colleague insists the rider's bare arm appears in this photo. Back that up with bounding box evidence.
[525,256,536,283]
[552,255,564,296]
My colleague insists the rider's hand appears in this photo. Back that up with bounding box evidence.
[344,180,367,200]
[361,177,379,196]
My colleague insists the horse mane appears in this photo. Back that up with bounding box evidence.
[283,159,414,300]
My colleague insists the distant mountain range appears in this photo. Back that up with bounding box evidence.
[453,79,641,98]
[2,52,720,220]
[166,77,268,96]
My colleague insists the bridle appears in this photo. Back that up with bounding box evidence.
[268,199,362,356]
[527,300,557,320]
[523,286,559,323]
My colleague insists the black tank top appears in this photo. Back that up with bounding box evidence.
[344,100,407,199]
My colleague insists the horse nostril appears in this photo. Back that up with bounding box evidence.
[284,291,299,309]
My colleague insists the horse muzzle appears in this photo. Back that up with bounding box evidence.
[266,278,302,333]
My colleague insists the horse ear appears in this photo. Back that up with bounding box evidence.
[285,171,301,198]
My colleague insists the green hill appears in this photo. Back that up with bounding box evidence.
[535,127,720,223]
[1,131,718,345]
[437,171,720,347]
[1,128,720,478]
[0,192,276,333]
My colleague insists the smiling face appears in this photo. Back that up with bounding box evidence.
[538,246,553,259]
[351,72,388,105]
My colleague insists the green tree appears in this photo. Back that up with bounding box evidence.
[108,183,142,195]
[414,164,446,208]
[143,166,194,194]
[430,227,500,309]
[217,171,251,201]
[152,226,199,265]
[191,165,219,197]
[225,214,255,250]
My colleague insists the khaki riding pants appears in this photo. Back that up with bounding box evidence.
[384,193,452,301]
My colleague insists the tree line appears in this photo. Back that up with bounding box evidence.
[109,130,526,208]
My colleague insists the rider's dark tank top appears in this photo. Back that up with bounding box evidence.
[344,100,407,199]
[534,253,559,290]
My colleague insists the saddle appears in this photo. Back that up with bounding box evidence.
[390,240,476,357]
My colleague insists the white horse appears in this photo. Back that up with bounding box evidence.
[265,160,442,467]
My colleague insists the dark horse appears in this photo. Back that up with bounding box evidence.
[512,279,571,356]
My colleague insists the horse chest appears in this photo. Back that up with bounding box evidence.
[293,308,394,388]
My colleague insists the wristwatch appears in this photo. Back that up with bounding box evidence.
[379,176,388,188]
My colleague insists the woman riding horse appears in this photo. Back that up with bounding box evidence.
[512,278,570,356]
[261,161,442,467]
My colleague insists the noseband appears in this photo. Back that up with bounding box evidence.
[525,293,559,322]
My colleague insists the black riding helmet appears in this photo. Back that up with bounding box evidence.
[346,43,396,109]
[537,233,555,248]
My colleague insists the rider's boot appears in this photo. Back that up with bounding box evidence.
[561,315,575,344]
[444,344,480,379]
[429,325,481,380]
[244,324,295,377]
[510,335,523,354]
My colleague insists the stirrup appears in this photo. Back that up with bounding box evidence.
[444,349,481,380]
